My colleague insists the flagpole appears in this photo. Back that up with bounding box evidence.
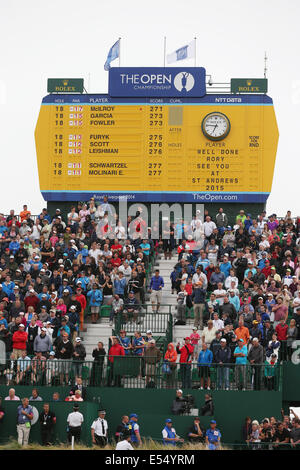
[119,37,121,67]
[164,36,166,67]
[194,37,197,67]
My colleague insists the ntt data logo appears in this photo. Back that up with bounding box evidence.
[173,72,195,93]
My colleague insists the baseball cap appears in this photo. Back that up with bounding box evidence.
[238,338,244,343]
[165,419,172,423]
[49,351,55,356]
[146,330,152,334]
[75,337,81,342]
[63,289,69,293]
[41,327,47,332]
[177,389,183,394]
[129,413,138,419]
[220,338,226,343]
[210,420,216,424]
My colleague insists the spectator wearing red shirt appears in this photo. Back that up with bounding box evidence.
[12,324,28,358]
[75,287,87,332]
[111,240,123,256]
[111,252,122,268]
[108,337,125,387]
[262,261,271,279]
[24,290,39,312]
[276,318,288,361]
[176,337,194,389]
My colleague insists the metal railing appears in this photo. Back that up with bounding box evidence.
[0,358,282,391]
[113,304,173,340]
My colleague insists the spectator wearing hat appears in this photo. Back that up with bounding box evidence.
[206,420,221,450]
[234,338,248,390]
[12,323,28,358]
[162,418,183,446]
[128,414,141,447]
[67,403,84,444]
[72,337,86,378]
[91,410,108,447]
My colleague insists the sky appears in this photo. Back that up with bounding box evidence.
[0,0,299,216]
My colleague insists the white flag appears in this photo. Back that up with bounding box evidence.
[167,41,195,64]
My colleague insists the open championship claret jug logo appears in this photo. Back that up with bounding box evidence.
[173,71,195,93]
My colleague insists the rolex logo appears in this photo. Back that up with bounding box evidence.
[63,80,69,86]
[247,80,252,86]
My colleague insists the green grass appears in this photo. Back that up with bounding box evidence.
[0,438,228,450]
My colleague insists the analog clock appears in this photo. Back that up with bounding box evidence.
[201,112,231,141]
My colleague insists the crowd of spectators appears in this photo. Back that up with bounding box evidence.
[242,409,300,448]
[0,202,299,392]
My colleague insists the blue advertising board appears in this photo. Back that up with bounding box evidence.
[108,67,206,97]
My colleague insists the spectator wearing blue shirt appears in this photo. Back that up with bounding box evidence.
[195,253,210,271]
[206,420,221,450]
[228,290,240,312]
[140,239,151,258]
[118,330,131,355]
[87,283,103,324]
[16,398,33,446]
[149,270,164,313]
[234,338,248,390]
[9,239,20,255]
[219,256,231,279]
[197,343,213,390]
[244,214,253,232]
[210,267,225,290]
[114,273,127,299]
[2,277,15,297]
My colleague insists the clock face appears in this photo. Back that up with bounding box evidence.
[201,112,231,141]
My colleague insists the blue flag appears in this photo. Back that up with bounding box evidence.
[104,39,120,71]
